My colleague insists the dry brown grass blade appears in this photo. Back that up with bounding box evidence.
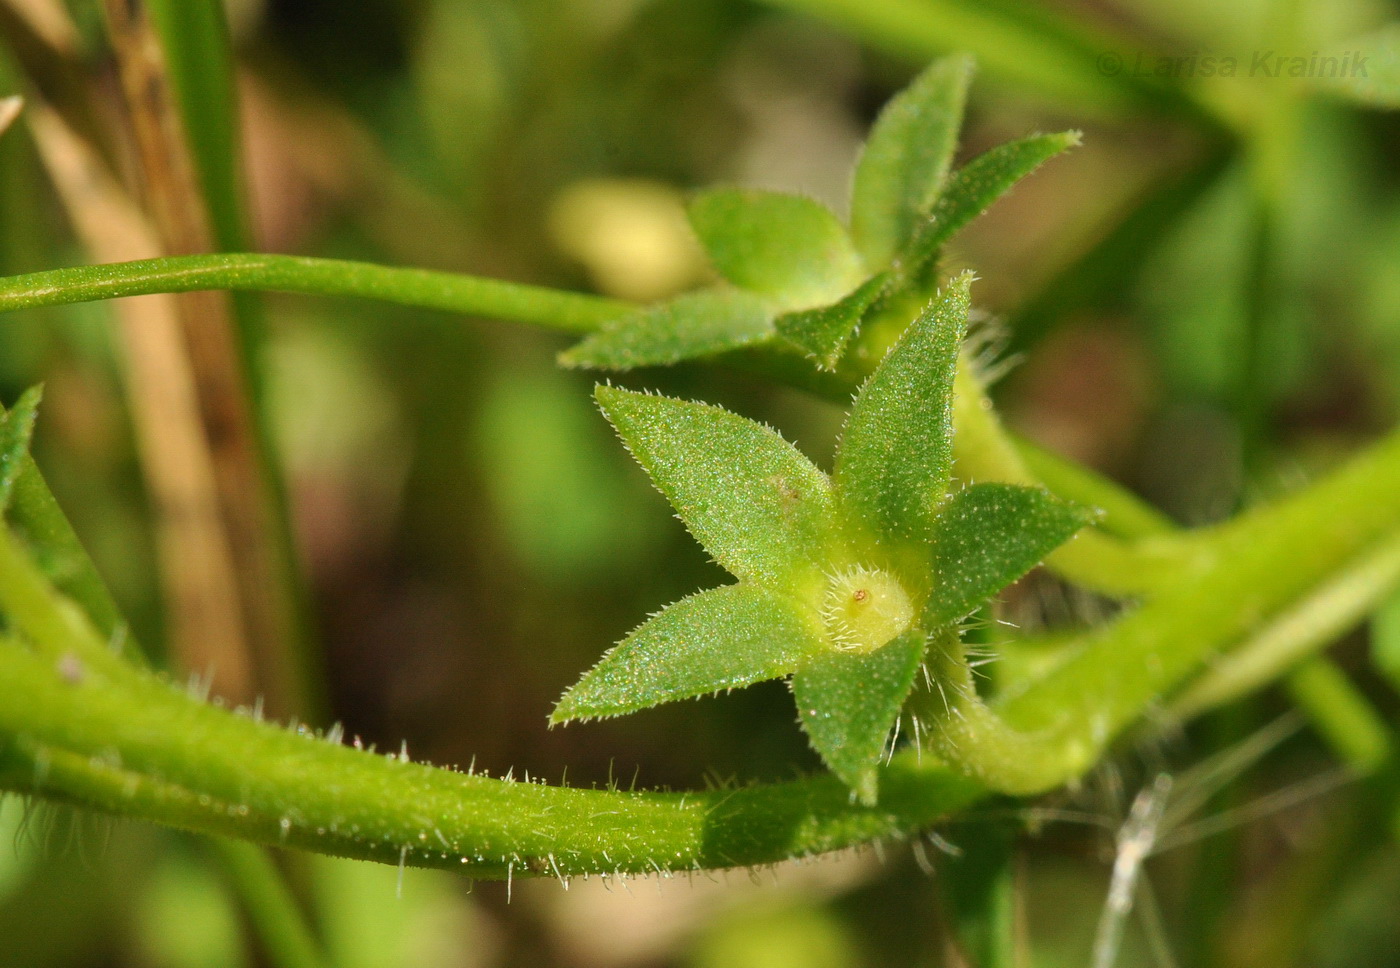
[0,96,22,139]
[26,101,256,702]
[98,0,305,715]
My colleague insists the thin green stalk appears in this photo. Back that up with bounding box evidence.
[921,428,1400,793]
[0,253,629,332]
[204,837,335,968]
[757,0,1193,119]
[1172,529,1400,718]
[0,253,1204,595]
[1284,659,1391,774]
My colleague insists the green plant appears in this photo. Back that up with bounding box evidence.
[3,23,1400,964]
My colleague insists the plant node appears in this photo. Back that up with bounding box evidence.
[822,566,914,653]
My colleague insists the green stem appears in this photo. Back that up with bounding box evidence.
[1171,528,1400,718]
[6,423,1400,864]
[204,837,335,968]
[1283,659,1391,774]
[921,427,1400,793]
[0,641,983,876]
[0,254,630,333]
[0,254,1193,596]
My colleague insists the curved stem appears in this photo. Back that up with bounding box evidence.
[0,254,630,333]
[0,644,982,877]
[5,424,1400,867]
[917,427,1400,793]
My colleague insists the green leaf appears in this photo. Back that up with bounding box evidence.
[850,54,974,269]
[1309,25,1400,110]
[927,482,1092,625]
[551,583,825,723]
[792,629,927,804]
[146,0,252,252]
[833,273,972,543]
[0,387,42,514]
[904,132,1080,274]
[1373,586,1400,693]
[775,272,891,370]
[561,289,774,370]
[595,385,835,584]
[687,189,864,309]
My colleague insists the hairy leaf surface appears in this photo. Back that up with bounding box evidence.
[792,630,927,804]
[560,289,773,370]
[0,387,42,512]
[775,271,891,370]
[834,274,971,543]
[904,132,1080,274]
[850,54,973,268]
[596,385,835,584]
[552,583,825,723]
[927,482,1092,624]
[687,188,864,309]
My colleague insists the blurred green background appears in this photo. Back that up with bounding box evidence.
[2,0,1400,964]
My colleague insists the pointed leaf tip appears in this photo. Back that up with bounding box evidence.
[0,385,44,513]
[594,385,836,584]
[561,289,774,371]
[834,273,973,544]
[551,583,825,723]
[775,271,892,370]
[793,629,927,804]
[851,53,975,269]
[927,482,1093,625]
[903,131,1080,275]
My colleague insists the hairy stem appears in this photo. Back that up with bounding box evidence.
[5,424,1400,866]
[0,253,629,332]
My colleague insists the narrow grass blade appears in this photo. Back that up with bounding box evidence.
[146,0,251,251]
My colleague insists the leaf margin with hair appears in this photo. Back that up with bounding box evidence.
[850,53,975,269]
[551,582,827,723]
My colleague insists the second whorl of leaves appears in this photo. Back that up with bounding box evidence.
[551,274,1092,804]
[560,53,1080,374]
